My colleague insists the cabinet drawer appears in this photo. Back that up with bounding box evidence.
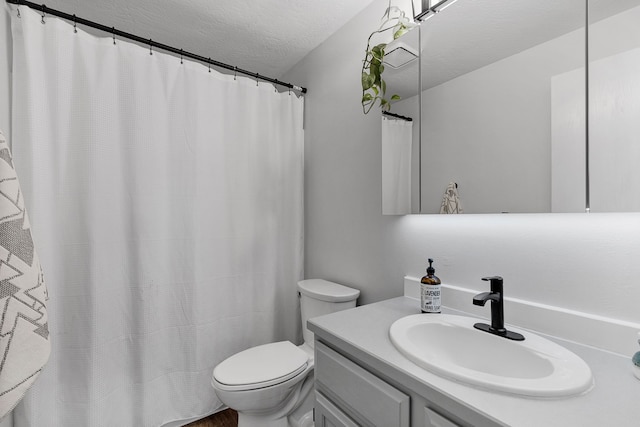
[315,341,410,427]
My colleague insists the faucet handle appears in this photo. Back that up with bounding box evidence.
[481,276,503,292]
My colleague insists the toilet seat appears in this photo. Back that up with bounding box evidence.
[213,341,309,392]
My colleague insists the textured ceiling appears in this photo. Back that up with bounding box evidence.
[35,0,379,79]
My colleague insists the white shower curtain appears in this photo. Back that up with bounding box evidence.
[381,117,413,214]
[10,7,303,427]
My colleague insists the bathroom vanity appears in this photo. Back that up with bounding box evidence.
[308,297,640,427]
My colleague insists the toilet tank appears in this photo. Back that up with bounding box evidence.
[298,279,360,347]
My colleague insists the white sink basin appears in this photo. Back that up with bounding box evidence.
[389,314,593,398]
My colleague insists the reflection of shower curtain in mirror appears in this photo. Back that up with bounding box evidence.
[381,117,413,214]
[11,7,303,427]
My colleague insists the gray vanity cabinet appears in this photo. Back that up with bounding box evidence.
[314,340,474,427]
[315,341,410,427]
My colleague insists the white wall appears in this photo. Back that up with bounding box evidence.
[0,5,12,427]
[282,0,640,332]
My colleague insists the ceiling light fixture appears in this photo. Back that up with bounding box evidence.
[415,9,435,21]
[432,0,458,13]
[415,0,459,21]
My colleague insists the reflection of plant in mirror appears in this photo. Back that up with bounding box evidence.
[361,3,416,114]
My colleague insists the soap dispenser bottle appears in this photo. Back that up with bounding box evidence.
[632,332,640,380]
[421,258,441,313]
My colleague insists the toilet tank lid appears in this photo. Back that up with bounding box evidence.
[297,279,360,303]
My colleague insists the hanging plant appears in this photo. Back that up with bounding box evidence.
[361,3,416,114]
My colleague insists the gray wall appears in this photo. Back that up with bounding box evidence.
[282,0,640,326]
[283,0,408,305]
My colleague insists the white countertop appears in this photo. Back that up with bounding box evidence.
[308,297,640,427]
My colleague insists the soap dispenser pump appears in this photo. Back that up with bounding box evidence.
[421,258,441,313]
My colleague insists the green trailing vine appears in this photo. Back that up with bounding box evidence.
[361,3,416,114]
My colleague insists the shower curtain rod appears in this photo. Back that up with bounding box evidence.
[6,0,308,94]
[382,111,413,121]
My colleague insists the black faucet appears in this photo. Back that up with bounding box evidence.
[473,276,524,341]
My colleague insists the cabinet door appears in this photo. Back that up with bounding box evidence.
[425,407,462,427]
[315,392,360,427]
[315,341,410,427]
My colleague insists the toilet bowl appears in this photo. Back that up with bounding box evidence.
[211,279,360,427]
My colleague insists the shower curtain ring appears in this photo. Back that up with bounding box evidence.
[149,39,153,55]
[180,49,183,65]
[16,7,20,18]
[274,80,278,93]
[41,5,46,24]
[73,14,77,33]
[256,73,259,86]
[233,66,237,80]
[112,27,116,45]
[208,58,211,73]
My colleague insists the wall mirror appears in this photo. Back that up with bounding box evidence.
[419,0,589,214]
[588,0,640,212]
[381,0,640,214]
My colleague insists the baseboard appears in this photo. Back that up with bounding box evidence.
[404,276,640,356]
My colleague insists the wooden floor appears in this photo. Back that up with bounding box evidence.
[184,409,238,427]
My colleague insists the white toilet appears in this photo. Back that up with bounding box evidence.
[211,279,360,427]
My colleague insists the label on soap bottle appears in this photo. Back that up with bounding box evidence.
[421,283,441,313]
